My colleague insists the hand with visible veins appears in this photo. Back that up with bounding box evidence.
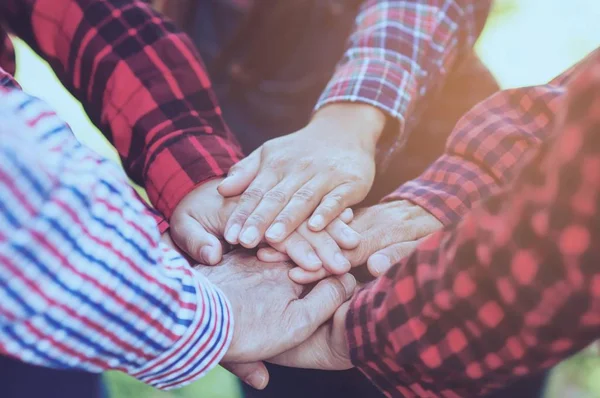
[258,201,442,283]
[169,178,360,270]
[218,103,384,263]
[193,250,356,389]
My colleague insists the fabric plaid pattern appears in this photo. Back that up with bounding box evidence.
[0,86,233,389]
[158,0,491,162]
[0,0,243,219]
[387,49,600,225]
[347,50,600,397]
[315,0,492,159]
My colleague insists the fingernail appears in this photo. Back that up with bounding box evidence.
[289,267,304,280]
[266,222,286,241]
[225,224,241,243]
[334,252,351,272]
[309,215,325,230]
[307,251,322,268]
[245,371,267,390]
[240,226,259,246]
[370,254,391,276]
[340,273,357,296]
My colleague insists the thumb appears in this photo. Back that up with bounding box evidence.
[170,215,223,265]
[367,239,423,277]
[288,274,355,343]
[218,149,261,197]
[222,362,269,390]
[268,302,352,370]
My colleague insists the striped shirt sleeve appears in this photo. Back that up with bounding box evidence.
[0,0,243,218]
[0,87,233,390]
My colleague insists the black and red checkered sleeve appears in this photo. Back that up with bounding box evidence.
[346,51,600,397]
[383,58,595,225]
[0,0,243,218]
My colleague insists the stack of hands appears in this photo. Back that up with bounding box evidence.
[164,105,443,389]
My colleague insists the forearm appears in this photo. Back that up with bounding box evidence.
[0,0,242,217]
[347,55,600,396]
[310,103,386,155]
[385,49,600,226]
[316,0,492,163]
[386,79,570,225]
[0,88,232,389]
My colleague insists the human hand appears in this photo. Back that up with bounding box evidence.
[171,176,359,269]
[257,208,360,274]
[278,201,442,284]
[218,103,384,249]
[169,178,238,265]
[195,250,356,386]
[267,301,352,371]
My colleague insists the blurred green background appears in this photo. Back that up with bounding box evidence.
[12,0,600,397]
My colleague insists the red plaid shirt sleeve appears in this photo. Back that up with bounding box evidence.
[346,51,600,397]
[0,0,242,218]
[384,53,598,225]
[316,0,491,164]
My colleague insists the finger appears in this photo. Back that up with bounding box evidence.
[297,224,350,275]
[241,178,305,248]
[289,267,329,285]
[289,274,356,341]
[224,173,279,247]
[339,208,354,224]
[367,240,422,277]
[169,214,223,265]
[268,324,332,369]
[218,150,261,197]
[309,183,362,232]
[277,232,322,271]
[265,177,331,243]
[257,247,290,263]
[269,302,352,370]
[222,362,269,390]
[325,218,361,250]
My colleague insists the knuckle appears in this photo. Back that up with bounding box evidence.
[246,213,268,226]
[327,279,346,304]
[326,162,341,173]
[296,157,313,171]
[265,156,287,170]
[231,209,252,224]
[264,189,288,205]
[241,187,265,202]
[322,195,343,211]
[293,188,317,203]
[274,213,294,226]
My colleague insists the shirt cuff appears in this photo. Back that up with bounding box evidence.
[383,154,498,226]
[345,280,421,398]
[315,57,419,166]
[132,268,234,390]
[145,141,241,219]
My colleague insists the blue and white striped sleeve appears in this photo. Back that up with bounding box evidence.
[0,88,234,390]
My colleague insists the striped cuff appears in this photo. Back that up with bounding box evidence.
[132,269,234,390]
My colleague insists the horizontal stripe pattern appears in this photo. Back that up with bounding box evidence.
[0,87,233,390]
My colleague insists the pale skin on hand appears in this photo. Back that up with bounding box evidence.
[217,103,386,267]
[193,251,356,389]
[258,200,443,283]
[169,178,360,270]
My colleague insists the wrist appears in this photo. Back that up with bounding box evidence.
[311,103,386,154]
